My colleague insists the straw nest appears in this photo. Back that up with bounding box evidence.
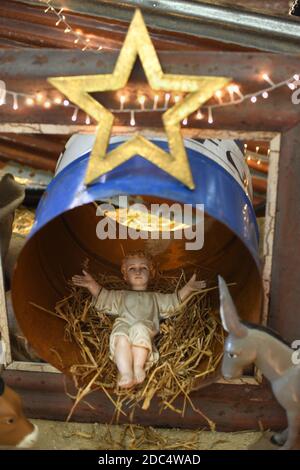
[53,267,224,428]
[13,206,35,235]
[97,424,203,450]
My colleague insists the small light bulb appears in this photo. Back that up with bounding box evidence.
[36,93,43,103]
[164,93,171,108]
[182,117,188,125]
[12,93,18,110]
[247,156,251,161]
[174,95,180,103]
[262,73,275,86]
[138,95,146,110]
[196,110,204,120]
[251,96,257,103]
[227,85,236,101]
[228,84,243,99]
[25,97,34,106]
[257,159,261,165]
[44,101,51,108]
[54,97,62,105]
[63,99,69,106]
[288,83,296,90]
[256,146,260,153]
[85,114,91,125]
[130,110,135,126]
[293,74,299,81]
[153,94,159,110]
[120,95,126,110]
[208,107,213,124]
[71,108,78,122]
[262,91,269,99]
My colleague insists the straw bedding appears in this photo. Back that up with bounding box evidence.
[53,268,224,427]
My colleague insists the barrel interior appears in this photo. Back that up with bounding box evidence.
[12,196,262,375]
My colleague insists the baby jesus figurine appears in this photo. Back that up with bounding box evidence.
[72,251,206,389]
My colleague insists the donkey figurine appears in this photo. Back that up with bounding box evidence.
[218,276,300,450]
[0,174,40,362]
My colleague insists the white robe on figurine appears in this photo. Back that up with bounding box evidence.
[93,287,181,368]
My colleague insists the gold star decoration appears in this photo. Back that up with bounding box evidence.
[49,9,230,190]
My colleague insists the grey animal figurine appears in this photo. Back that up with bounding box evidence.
[0,174,40,362]
[0,174,24,268]
[218,275,300,450]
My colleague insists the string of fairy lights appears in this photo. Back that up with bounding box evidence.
[0,0,299,167]
[1,0,298,127]
[244,146,270,166]
[0,71,299,128]
[42,0,103,51]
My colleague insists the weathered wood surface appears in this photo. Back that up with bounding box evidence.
[16,0,300,53]
[1,50,299,81]
[0,50,299,131]
[262,135,281,325]
[269,123,300,342]
[0,0,256,52]
[14,0,294,18]
[0,254,11,365]
[200,0,291,14]
[3,370,286,431]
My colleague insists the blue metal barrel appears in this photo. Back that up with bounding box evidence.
[12,136,262,373]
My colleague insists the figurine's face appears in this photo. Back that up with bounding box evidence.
[222,334,256,379]
[0,382,38,448]
[123,256,150,291]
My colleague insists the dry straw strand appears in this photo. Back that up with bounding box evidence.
[51,268,224,424]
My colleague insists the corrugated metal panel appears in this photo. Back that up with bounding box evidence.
[0,0,255,51]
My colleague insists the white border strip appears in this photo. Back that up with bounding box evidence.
[0,251,12,366]
[261,134,281,325]
[6,361,60,373]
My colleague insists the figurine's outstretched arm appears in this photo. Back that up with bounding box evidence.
[72,270,102,298]
[178,274,206,301]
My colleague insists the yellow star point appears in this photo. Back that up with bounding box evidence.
[49,9,231,190]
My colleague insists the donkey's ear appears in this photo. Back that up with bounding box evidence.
[0,174,25,220]
[218,276,247,338]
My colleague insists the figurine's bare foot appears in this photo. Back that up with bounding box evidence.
[134,367,146,385]
[271,429,288,447]
[117,373,135,389]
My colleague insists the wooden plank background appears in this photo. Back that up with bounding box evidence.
[0,50,299,131]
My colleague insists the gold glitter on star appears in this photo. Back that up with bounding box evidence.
[49,9,230,190]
